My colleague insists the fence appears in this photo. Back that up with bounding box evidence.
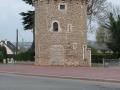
[92,58,120,67]
[103,59,120,67]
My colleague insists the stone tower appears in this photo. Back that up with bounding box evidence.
[33,0,91,66]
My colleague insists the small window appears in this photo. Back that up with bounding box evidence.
[58,3,67,11]
[60,5,65,10]
[53,22,58,32]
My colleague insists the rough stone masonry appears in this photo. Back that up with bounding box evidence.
[33,0,91,66]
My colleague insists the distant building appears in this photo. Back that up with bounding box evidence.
[33,0,91,66]
[88,41,112,54]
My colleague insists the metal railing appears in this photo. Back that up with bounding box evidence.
[92,58,120,67]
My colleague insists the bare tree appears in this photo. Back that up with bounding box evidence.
[86,0,108,32]
[87,0,107,18]
[99,4,120,25]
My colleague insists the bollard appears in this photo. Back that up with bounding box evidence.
[3,59,6,64]
[11,58,14,64]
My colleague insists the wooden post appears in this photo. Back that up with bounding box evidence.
[103,58,105,67]
[16,29,18,60]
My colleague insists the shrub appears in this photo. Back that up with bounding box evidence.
[0,46,7,63]
[16,50,34,61]
[88,45,98,54]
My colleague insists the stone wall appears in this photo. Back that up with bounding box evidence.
[34,0,91,66]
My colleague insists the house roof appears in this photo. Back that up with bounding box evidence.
[0,41,16,52]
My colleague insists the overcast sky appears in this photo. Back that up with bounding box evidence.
[108,0,120,5]
[0,0,33,42]
[0,0,119,42]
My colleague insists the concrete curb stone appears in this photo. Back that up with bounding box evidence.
[0,71,120,83]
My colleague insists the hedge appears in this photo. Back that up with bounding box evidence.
[92,54,120,63]
[16,50,35,61]
[0,46,7,63]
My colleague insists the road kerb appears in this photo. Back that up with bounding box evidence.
[0,71,120,83]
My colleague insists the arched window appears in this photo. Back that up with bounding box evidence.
[53,22,58,32]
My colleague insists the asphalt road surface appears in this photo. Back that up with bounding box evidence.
[0,73,120,90]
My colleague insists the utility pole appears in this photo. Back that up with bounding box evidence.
[16,29,18,60]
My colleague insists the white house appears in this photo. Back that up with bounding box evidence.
[0,40,16,55]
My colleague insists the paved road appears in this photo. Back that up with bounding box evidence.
[0,73,120,90]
